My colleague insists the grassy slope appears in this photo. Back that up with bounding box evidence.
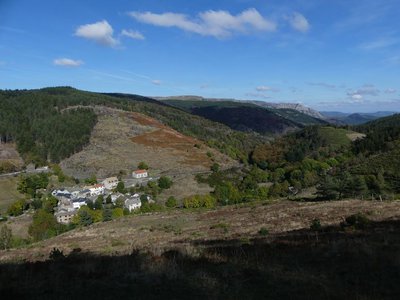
[318,126,353,148]
[0,177,22,213]
[1,200,400,299]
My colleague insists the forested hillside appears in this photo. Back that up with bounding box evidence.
[162,99,326,134]
[0,87,266,165]
[249,118,400,200]
[0,90,97,164]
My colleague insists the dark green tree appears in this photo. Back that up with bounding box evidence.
[102,208,112,222]
[137,161,149,170]
[79,210,93,226]
[116,181,126,194]
[158,176,173,189]
[95,195,104,210]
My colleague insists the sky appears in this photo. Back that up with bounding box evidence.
[1,0,400,112]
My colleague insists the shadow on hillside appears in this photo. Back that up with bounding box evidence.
[1,220,400,299]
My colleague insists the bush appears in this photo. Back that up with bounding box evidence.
[310,219,322,231]
[183,195,216,209]
[7,199,27,216]
[258,227,269,236]
[112,208,124,219]
[102,208,112,222]
[28,209,61,241]
[49,248,65,261]
[158,176,173,189]
[0,225,12,250]
[211,163,220,172]
[31,198,43,210]
[343,213,370,229]
[138,161,149,170]
[165,196,177,208]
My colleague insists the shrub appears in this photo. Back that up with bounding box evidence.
[211,163,220,172]
[258,227,269,236]
[112,208,124,219]
[310,218,322,231]
[7,199,27,217]
[49,248,65,261]
[183,195,216,209]
[0,225,12,250]
[158,176,173,189]
[102,208,112,222]
[165,196,177,208]
[138,161,149,170]
[343,213,370,229]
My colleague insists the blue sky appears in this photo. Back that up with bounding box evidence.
[1,0,399,112]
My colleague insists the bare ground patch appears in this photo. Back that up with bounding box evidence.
[60,106,236,194]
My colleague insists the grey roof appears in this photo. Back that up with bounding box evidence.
[125,197,141,205]
[72,198,87,203]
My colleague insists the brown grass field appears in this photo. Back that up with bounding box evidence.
[1,199,400,299]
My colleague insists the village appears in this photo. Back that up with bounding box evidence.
[53,169,153,224]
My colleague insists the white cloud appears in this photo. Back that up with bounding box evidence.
[287,12,310,33]
[53,58,83,67]
[151,79,161,85]
[360,38,398,50]
[347,84,380,98]
[351,94,363,100]
[384,88,397,94]
[255,85,279,92]
[307,82,336,89]
[129,8,276,39]
[75,20,118,46]
[245,92,271,99]
[121,29,145,40]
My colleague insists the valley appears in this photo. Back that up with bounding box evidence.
[0,87,399,299]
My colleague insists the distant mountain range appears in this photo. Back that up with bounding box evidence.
[321,111,398,125]
[156,96,327,135]
[155,96,400,126]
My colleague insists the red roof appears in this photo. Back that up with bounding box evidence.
[134,169,147,174]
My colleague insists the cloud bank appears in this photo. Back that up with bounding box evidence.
[129,8,276,38]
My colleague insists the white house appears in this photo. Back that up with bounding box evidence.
[124,196,141,212]
[102,177,119,190]
[72,198,88,209]
[85,184,105,196]
[132,169,148,179]
[52,189,71,198]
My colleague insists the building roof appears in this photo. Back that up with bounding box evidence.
[133,169,147,174]
[102,177,118,183]
[125,197,141,205]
